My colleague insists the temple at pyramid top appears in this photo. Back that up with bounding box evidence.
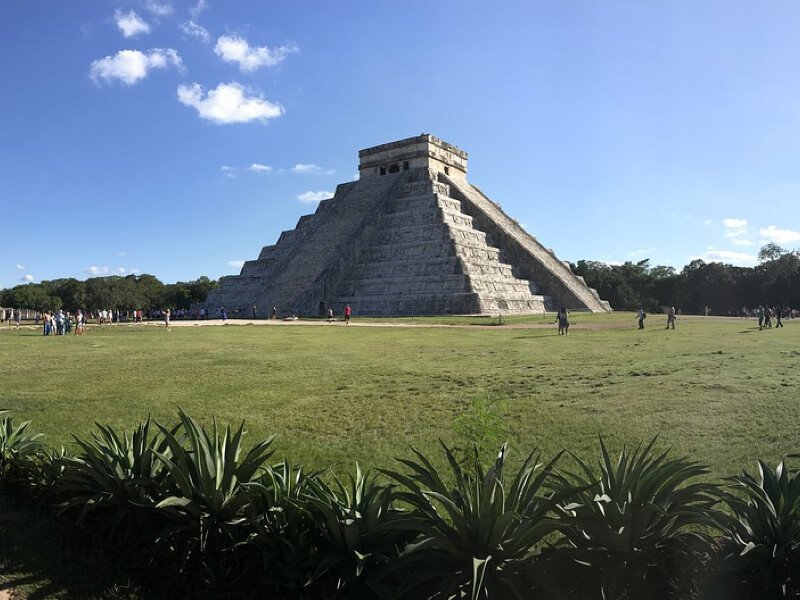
[359,134,468,180]
[204,134,611,317]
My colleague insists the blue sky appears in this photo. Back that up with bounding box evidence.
[2,1,800,289]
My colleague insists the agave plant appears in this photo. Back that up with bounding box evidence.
[305,464,412,597]
[377,443,577,600]
[714,459,800,599]
[55,417,174,545]
[243,460,325,599]
[0,409,44,480]
[152,410,275,592]
[553,438,720,599]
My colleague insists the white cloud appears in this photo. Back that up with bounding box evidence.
[703,219,713,226]
[249,163,272,172]
[731,239,754,247]
[723,218,747,229]
[180,20,210,43]
[115,10,150,37]
[144,0,173,17]
[221,165,234,171]
[692,249,757,266]
[214,35,298,72]
[759,225,800,245]
[291,163,335,176]
[114,267,127,275]
[15,264,24,270]
[117,251,128,257]
[21,274,34,283]
[228,260,245,268]
[177,82,283,124]
[85,266,110,276]
[130,268,141,275]
[297,190,333,203]
[90,48,182,86]
[189,0,208,19]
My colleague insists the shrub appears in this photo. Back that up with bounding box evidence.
[244,460,323,599]
[55,417,173,546]
[306,464,413,598]
[152,410,275,596]
[378,443,577,599]
[714,459,800,599]
[553,438,720,599]
[0,409,44,481]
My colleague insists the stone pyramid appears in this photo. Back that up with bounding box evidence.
[205,134,610,316]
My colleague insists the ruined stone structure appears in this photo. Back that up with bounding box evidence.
[205,135,610,316]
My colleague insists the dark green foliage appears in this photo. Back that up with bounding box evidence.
[55,417,173,545]
[714,460,800,599]
[379,443,577,600]
[244,460,324,598]
[306,464,413,598]
[152,410,275,596]
[553,438,720,599]
[0,409,44,481]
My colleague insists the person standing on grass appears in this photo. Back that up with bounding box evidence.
[14,309,20,328]
[327,307,334,323]
[636,307,646,329]
[555,307,570,335]
[271,306,277,320]
[776,306,784,328]
[344,304,352,324]
[666,306,676,329]
[757,305,764,330]
[165,308,171,329]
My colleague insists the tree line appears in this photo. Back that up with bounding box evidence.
[0,274,218,313]
[2,243,798,315]
[572,243,800,314]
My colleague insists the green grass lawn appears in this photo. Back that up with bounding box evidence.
[2,313,798,478]
[2,313,800,598]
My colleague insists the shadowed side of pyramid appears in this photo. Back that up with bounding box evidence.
[204,134,610,316]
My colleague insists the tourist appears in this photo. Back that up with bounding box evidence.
[271,306,277,320]
[252,305,258,319]
[327,308,334,323]
[666,306,676,329]
[55,309,65,335]
[344,304,352,324]
[776,306,784,328]
[43,311,51,336]
[165,308,171,329]
[76,310,85,335]
[555,307,570,335]
[757,305,764,330]
[764,306,773,328]
[14,309,20,328]
[636,307,646,329]
[221,307,227,322]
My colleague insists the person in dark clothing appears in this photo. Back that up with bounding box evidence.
[775,306,784,328]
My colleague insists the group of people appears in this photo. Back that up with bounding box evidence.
[40,310,86,336]
[755,305,785,330]
[326,304,352,324]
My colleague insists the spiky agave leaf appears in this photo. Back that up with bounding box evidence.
[0,411,44,478]
[376,443,577,599]
[716,459,800,598]
[553,437,721,598]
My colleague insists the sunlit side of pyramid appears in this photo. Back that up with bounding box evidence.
[205,134,611,316]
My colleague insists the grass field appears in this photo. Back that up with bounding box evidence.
[2,312,799,478]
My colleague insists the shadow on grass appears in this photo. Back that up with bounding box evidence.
[0,485,142,600]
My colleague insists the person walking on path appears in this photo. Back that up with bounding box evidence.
[271,306,277,320]
[344,304,352,324]
[666,306,676,329]
[636,308,646,329]
[327,308,334,323]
